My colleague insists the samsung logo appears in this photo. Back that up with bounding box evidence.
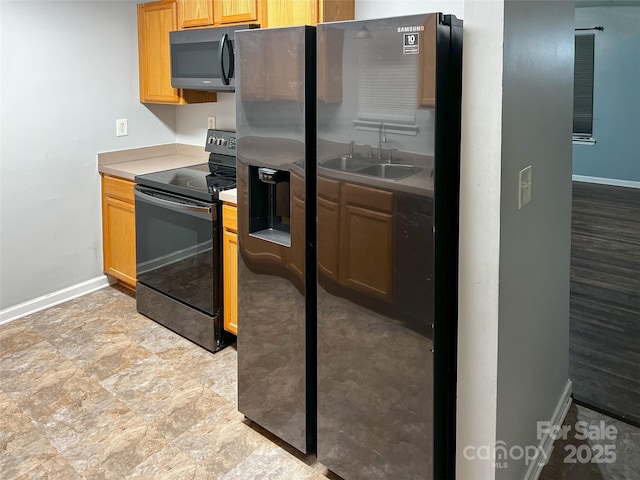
[397,26,424,33]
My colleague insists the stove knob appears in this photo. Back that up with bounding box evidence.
[208,136,217,145]
[216,138,227,146]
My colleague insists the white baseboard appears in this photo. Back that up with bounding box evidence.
[572,175,640,189]
[523,379,573,480]
[0,276,115,326]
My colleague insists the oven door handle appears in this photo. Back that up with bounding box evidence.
[134,187,213,221]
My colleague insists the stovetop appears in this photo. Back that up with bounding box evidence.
[135,130,237,203]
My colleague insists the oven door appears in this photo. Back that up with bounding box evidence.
[134,186,218,316]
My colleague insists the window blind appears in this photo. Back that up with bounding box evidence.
[357,33,418,125]
[573,34,595,136]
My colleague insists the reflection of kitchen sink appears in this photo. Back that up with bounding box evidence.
[319,155,374,172]
[355,163,423,181]
[317,154,423,181]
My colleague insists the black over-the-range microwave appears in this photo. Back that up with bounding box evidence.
[169,24,259,92]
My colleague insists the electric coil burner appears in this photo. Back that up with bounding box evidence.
[133,129,237,353]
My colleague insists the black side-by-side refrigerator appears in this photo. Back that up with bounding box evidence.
[236,13,462,480]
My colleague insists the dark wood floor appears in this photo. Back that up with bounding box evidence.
[569,181,640,425]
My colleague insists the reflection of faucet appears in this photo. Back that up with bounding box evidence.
[378,123,387,160]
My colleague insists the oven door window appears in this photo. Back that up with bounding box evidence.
[134,187,217,316]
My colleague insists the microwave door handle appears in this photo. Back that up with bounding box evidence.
[226,34,234,80]
[219,33,229,85]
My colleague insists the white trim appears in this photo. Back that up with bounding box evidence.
[0,276,115,326]
[572,175,640,189]
[524,380,573,480]
[572,138,596,146]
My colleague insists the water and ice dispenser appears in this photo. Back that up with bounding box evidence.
[248,166,291,247]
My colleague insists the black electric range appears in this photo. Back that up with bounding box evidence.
[135,129,237,201]
[133,129,237,353]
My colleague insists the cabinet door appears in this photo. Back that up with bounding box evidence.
[339,205,393,301]
[264,0,317,28]
[339,183,393,301]
[177,0,214,28]
[318,176,340,282]
[317,26,344,103]
[318,0,355,23]
[223,228,238,335]
[418,13,437,108]
[318,197,340,281]
[214,0,258,24]
[289,173,305,280]
[138,1,181,104]
[102,195,136,289]
[223,204,238,335]
[263,29,304,101]
[138,1,217,104]
[264,0,354,27]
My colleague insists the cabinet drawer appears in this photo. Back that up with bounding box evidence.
[318,176,340,201]
[102,175,135,204]
[223,203,237,232]
[343,183,393,213]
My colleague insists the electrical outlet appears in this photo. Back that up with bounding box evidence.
[208,116,216,129]
[519,165,532,209]
[116,118,128,137]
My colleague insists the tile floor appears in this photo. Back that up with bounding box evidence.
[1,285,639,479]
[0,285,334,480]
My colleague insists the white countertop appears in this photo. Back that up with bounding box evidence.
[219,189,237,205]
[97,143,209,181]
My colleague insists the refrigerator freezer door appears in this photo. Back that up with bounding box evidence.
[235,25,317,454]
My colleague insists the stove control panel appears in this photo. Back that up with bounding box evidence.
[205,129,236,156]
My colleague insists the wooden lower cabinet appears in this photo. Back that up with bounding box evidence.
[339,184,394,302]
[101,175,136,289]
[222,203,238,335]
[317,176,341,281]
[317,177,394,302]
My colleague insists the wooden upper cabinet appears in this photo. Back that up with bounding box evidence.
[418,13,437,108]
[238,28,304,102]
[317,26,344,103]
[138,1,180,103]
[137,0,217,104]
[264,0,317,28]
[214,0,258,25]
[178,0,214,28]
[263,0,353,28]
[318,0,355,23]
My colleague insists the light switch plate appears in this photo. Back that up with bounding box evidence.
[519,165,532,209]
[208,116,216,129]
